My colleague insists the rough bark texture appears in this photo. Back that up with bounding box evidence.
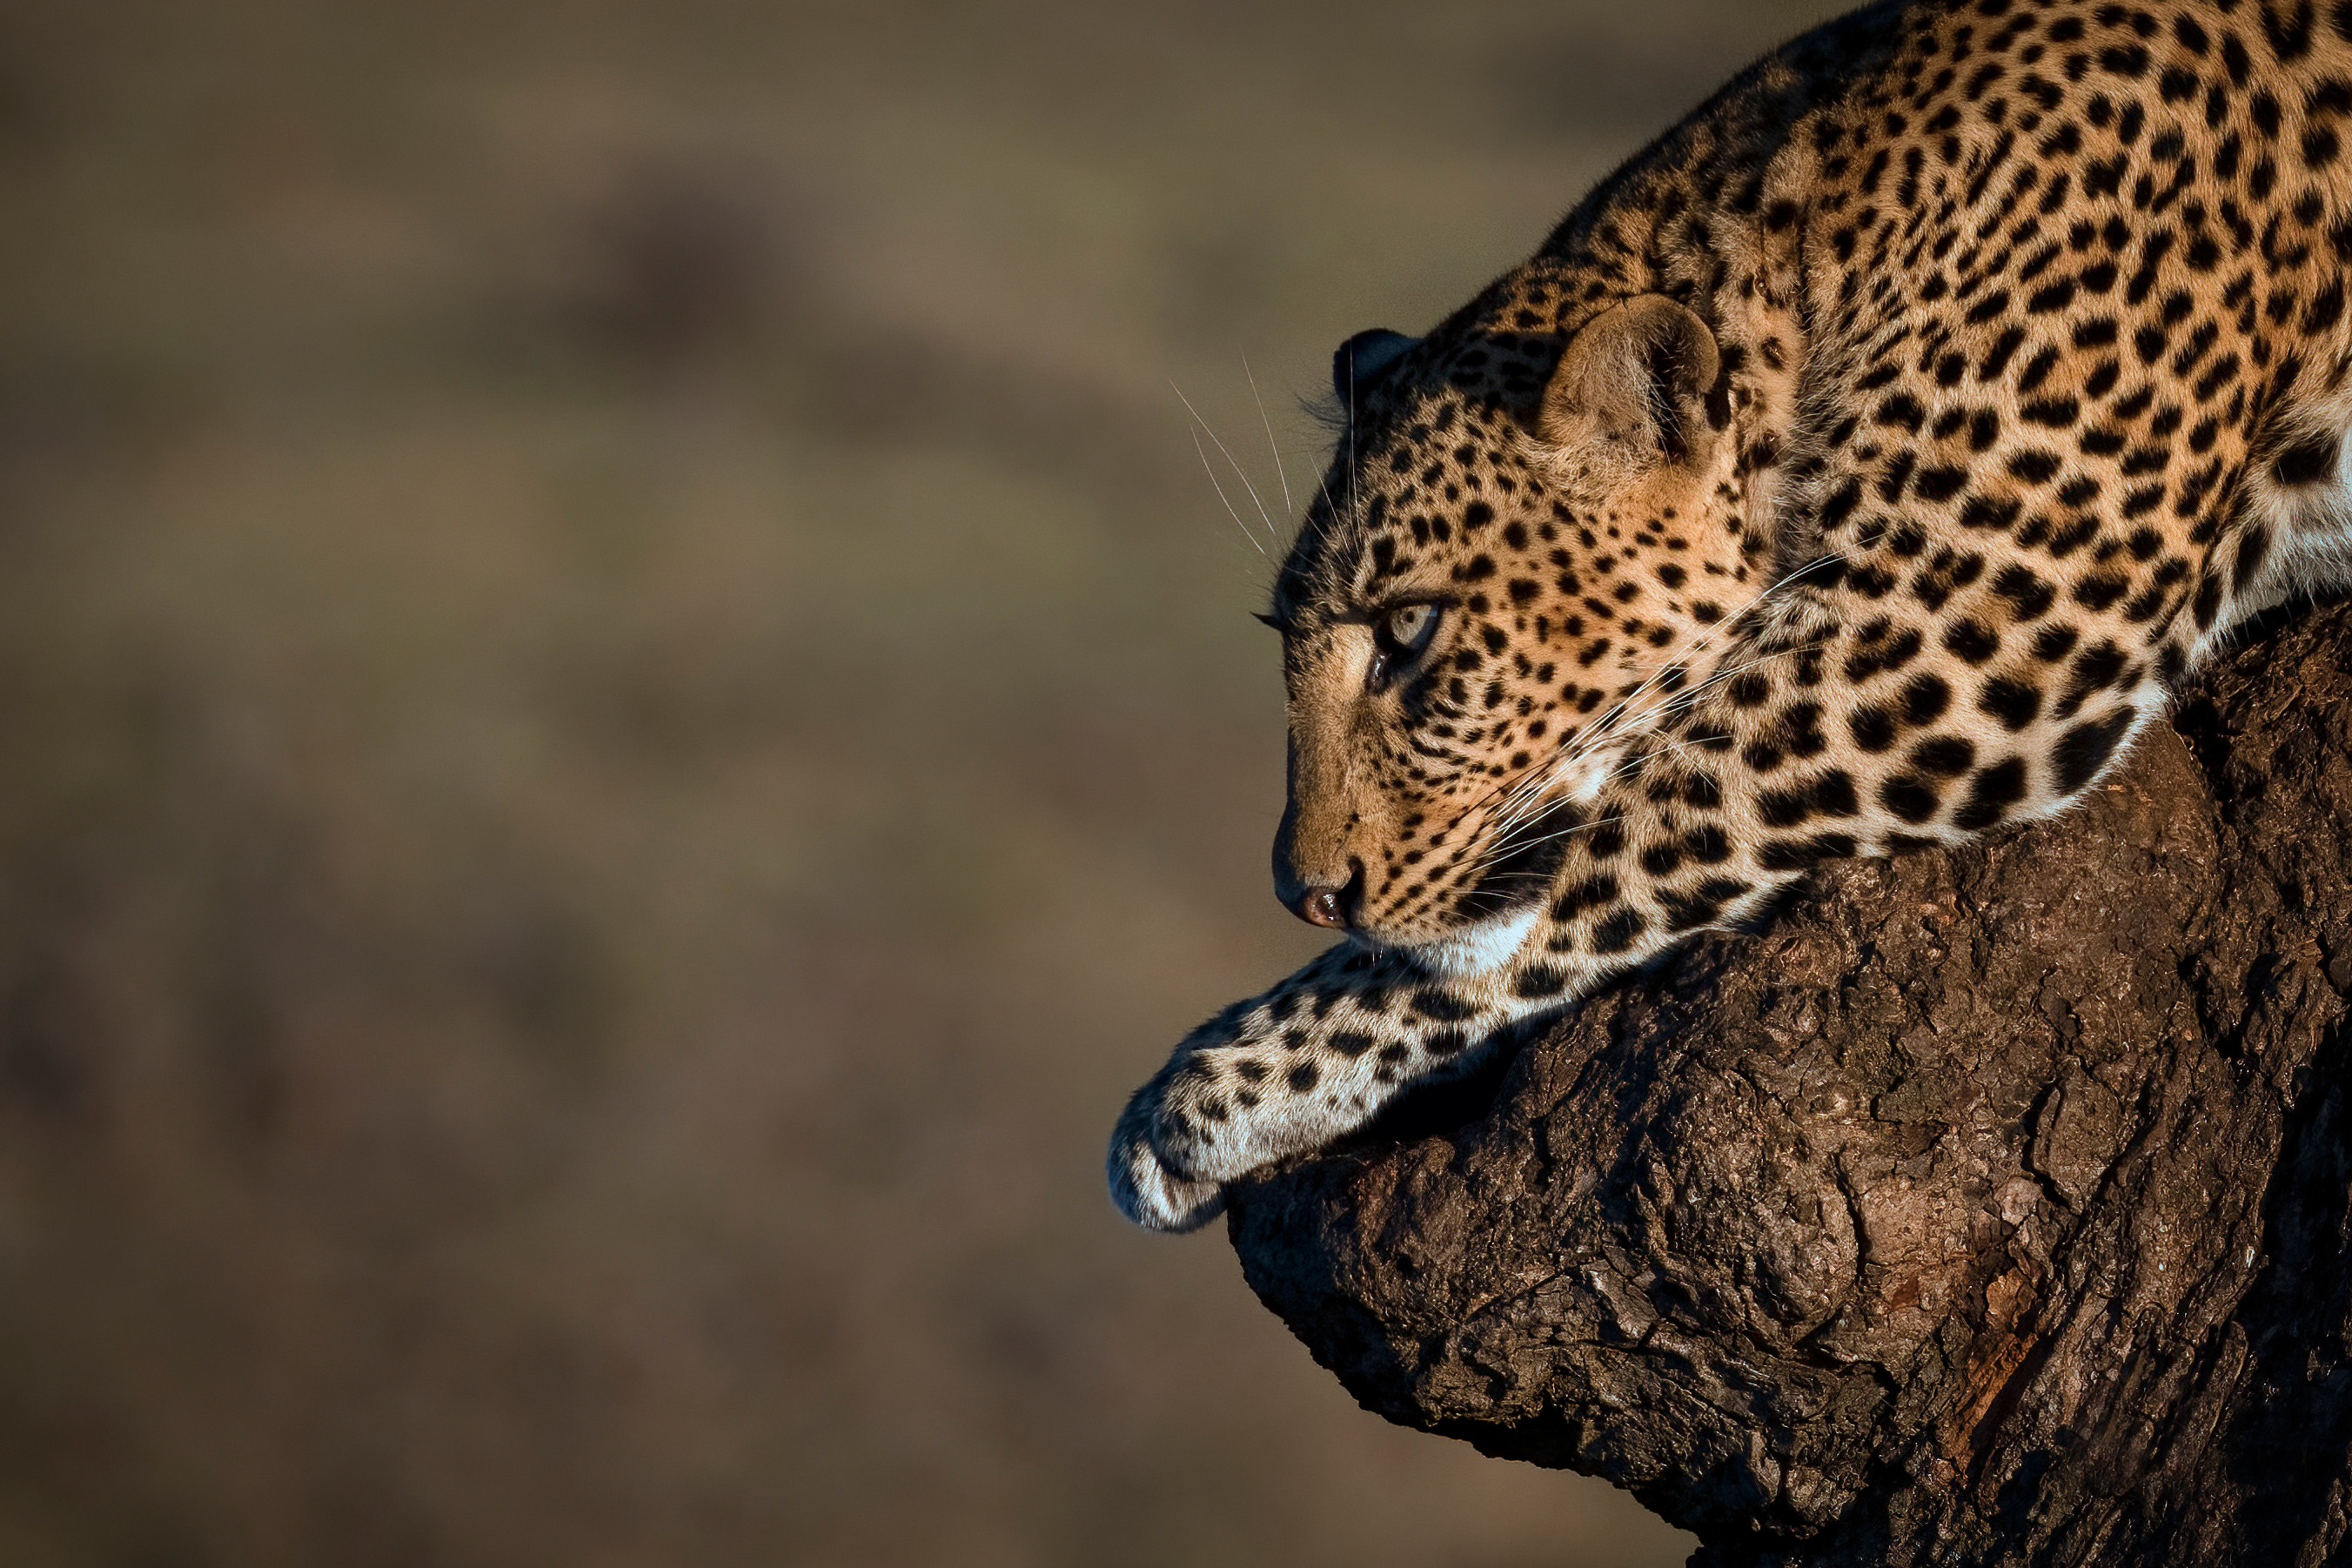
[1227,599,2352,1568]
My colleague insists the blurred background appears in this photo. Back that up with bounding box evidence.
[0,2,1846,1564]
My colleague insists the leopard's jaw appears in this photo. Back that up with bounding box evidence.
[1114,0,2352,1229]
[1359,901,1547,982]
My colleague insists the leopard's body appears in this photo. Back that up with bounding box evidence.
[1112,0,2352,1232]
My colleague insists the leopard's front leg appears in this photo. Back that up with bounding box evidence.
[1108,942,1543,1231]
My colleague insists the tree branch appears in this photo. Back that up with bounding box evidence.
[1228,600,2352,1568]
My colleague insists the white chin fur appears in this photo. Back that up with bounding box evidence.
[1401,902,1543,979]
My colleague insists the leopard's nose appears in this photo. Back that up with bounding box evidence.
[1278,862,1363,931]
[1292,888,1350,930]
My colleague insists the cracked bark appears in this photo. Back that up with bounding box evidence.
[1226,599,2352,1568]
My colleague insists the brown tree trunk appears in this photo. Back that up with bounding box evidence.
[1227,600,2352,1568]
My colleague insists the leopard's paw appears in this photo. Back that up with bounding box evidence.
[1108,1096,1226,1234]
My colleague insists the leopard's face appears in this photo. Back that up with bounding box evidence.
[1270,299,1768,959]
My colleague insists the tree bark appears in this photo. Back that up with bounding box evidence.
[1227,599,2352,1568]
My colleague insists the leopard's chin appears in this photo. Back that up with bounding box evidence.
[1354,901,1545,982]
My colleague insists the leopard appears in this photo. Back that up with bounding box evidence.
[1111,0,2352,1233]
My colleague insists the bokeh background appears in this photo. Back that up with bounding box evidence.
[0,2,1849,1564]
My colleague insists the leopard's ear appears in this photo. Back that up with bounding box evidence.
[1332,329,1417,405]
[1537,295,1723,466]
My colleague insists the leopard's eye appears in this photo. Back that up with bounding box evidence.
[1369,603,1442,687]
[1381,603,1440,657]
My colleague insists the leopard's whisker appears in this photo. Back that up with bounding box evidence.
[1189,428,1269,560]
[1474,636,1839,878]
[1480,740,1702,861]
[1347,358,1363,526]
[1480,809,1631,862]
[1174,380,1281,553]
[1474,558,1837,842]
[1244,355,1294,519]
[1483,636,1806,848]
[1481,733,1744,862]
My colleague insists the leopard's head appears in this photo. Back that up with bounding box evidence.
[1270,293,1772,962]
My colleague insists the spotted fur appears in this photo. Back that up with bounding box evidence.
[1112,0,2352,1232]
